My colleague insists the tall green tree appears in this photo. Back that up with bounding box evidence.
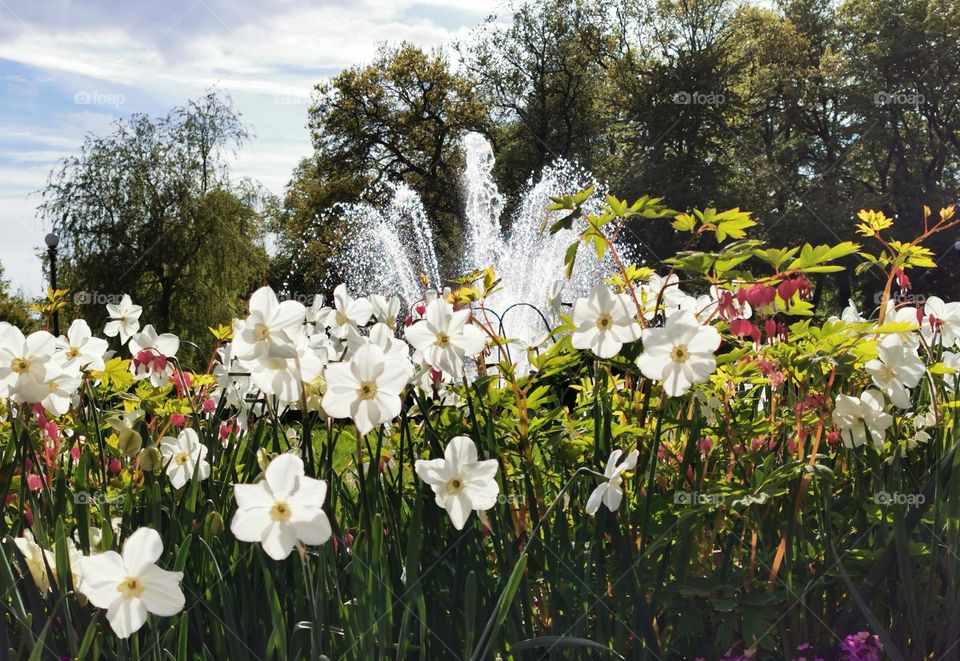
[460,0,619,198]
[301,43,486,274]
[39,90,269,352]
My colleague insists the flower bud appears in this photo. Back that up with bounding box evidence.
[139,447,163,471]
[204,511,225,537]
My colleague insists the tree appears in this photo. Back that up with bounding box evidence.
[304,43,486,269]
[460,0,619,198]
[39,90,269,353]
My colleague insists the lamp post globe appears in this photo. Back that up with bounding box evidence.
[44,232,60,249]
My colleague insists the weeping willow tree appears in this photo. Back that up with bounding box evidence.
[38,90,270,356]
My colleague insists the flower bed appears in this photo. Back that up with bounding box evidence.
[1,194,958,658]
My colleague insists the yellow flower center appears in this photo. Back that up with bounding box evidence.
[357,381,378,401]
[253,324,270,341]
[596,313,613,331]
[335,311,349,326]
[175,452,189,466]
[670,344,691,363]
[435,331,451,348]
[11,357,30,374]
[67,347,82,359]
[117,577,144,598]
[270,502,292,522]
[445,478,464,495]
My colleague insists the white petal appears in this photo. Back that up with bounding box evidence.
[137,564,185,616]
[415,458,450,486]
[265,454,304,500]
[230,507,273,543]
[260,521,299,560]
[292,511,332,546]
[603,483,624,512]
[233,483,274,510]
[106,596,149,639]
[121,528,164,576]
[586,484,608,516]
[444,436,478,473]
[444,492,473,530]
[78,552,125,608]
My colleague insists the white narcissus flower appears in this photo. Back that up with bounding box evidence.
[546,279,565,317]
[232,286,306,361]
[640,273,689,319]
[570,285,641,359]
[230,453,332,560]
[921,296,960,348]
[305,294,326,326]
[41,366,83,416]
[241,330,325,405]
[344,323,410,362]
[128,325,180,387]
[404,298,487,375]
[78,528,185,639]
[586,448,640,515]
[864,335,925,408]
[322,343,413,435]
[103,294,142,344]
[636,311,721,397]
[832,389,893,449]
[321,284,374,339]
[414,436,499,530]
[0,326,59,403]
[14,530,55,592]
[369,294,401,330]
[57,319,109,372]
[159,428,211,489]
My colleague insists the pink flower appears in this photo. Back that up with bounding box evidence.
[170,413,186,427]
[202,398,216,413]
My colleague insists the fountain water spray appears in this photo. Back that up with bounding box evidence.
[314,132,628,343]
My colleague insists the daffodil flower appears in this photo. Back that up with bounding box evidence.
[78,527,185,639]
[230,453,332,560]
[415,436,499,530]
[586,448,639,516]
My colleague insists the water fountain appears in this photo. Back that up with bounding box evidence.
[308,132,627,342]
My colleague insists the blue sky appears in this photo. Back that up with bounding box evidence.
[0,0,501,297]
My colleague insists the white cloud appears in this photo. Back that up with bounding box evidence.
[0,0,508,298]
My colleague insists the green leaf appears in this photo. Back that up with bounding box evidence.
[671,213,697,232]
[564,241,578,279]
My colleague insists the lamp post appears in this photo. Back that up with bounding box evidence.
[44,232,60,336]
